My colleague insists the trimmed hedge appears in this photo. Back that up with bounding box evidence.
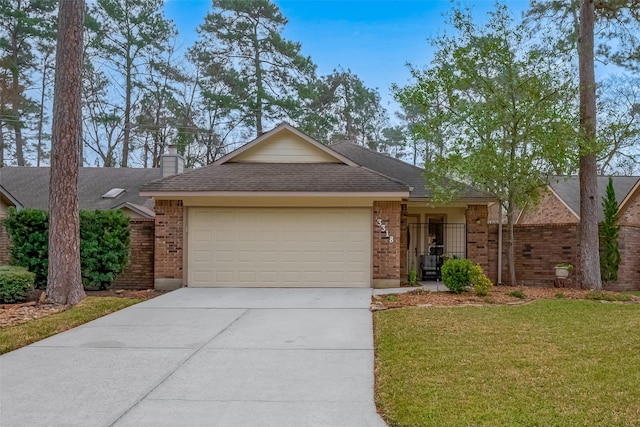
[4,208,130,290]
[0,265,35,304]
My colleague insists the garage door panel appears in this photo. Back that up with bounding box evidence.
[188,208,371,288]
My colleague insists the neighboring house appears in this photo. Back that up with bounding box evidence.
[0,166,164,288]
[517,176,640,225]
[141,123,495,290]
[0,167,162,218]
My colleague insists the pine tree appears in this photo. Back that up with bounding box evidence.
[600,177,621,284]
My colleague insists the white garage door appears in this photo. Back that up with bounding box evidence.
[188,208,371,287]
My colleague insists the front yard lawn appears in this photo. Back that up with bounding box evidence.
[375,300,640,426]
[0,297,141,354]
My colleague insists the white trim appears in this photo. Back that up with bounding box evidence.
[214,123,359,167]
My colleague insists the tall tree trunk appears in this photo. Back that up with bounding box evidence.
[11,74,25,166]
[0,121,4,166]
[506,204,517,286]
[578,0,602,290]
[253,27,263,136]
[46,0,86,306]
[122,54,132,167]
[37,52,51,167]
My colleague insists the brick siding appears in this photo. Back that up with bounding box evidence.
[609,225,640,291]
[619,191,640,226]
[372,201,401,285]
[154,200,184,283]
[488,223,580,287]
[399,204,408,281]
[114,218,154,289]
[0,219,9,265]
[466,205,489,272]
[518,190,578,224]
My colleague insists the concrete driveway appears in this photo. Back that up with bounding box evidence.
[0,288,387,427]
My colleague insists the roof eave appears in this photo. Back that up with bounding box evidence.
[140,190,410,198]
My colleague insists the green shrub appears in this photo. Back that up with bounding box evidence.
[441,258,474,294]
[441,258,494,295]
[471,263,493,296]
[80,210,130,290]
[4,208,49,288]
[555,292,566,299]
[0,265,35,304]
[4,208,130,290]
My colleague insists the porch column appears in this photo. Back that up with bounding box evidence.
[466,204,489,272]
[154,200,184,290]
[372,201,401,288]
[400,204,408,283]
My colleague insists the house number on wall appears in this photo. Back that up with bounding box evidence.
[376,218,394,243]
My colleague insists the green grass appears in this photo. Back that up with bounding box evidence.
[0,297,141,354]
[375,300,640,426]
[586,291,631,302]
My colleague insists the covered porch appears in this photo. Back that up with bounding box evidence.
[401,203,488,284]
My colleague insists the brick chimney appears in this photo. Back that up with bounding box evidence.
[160,144,184,178]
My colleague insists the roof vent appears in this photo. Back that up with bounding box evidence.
[102,188,125,198]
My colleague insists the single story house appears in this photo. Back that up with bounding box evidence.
[517,175,640,226]
[141,123,495,290]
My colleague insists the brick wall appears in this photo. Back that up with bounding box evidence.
[0,216,9,265]
[518,190,578,224]
[488,223,580,287]
[372,201,401,287]
[609,225,640,291]
[114,218,154,289]
[466,205,489,272]
[619,192,640,226]
[154,200,184,289]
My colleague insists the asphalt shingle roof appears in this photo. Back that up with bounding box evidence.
[550,175,640,222]
[0,167,161,211]
[330,142,493,199]
[140,163,409,193]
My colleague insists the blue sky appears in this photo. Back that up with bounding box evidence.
[164,0,531,111]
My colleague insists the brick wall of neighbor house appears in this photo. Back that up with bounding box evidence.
[619,193,640,226]
[518,190,578,224]
[154,200,183,289]
[114,218,154,289]
[372,201,401,288]
[466,205,489,272]
[0,219,9,265]
[488,224,580,287]
[607,225,640,291]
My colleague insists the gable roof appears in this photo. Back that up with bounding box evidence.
[330,142,494,200]
[0,167,160,216]
[215,123,357,166]
[549,175,640,222]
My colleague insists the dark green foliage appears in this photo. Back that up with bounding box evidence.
[600,177,621,283]
[441,258,493,295]
[441,258,475,294]
[0,265,35,304]
[507,290,526,299]
[3,208,130,290]
[80,210,130,290]
[4,208,49,288]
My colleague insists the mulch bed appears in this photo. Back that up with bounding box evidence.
[373,285,640,309]
[0,288,163,329]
